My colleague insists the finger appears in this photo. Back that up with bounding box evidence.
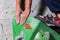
[20,15,26,25]
[15,13,20,24]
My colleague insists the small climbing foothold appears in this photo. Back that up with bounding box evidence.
[25,24,32,29]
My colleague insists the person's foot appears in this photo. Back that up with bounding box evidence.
[52,15,60,27]
[35,14,60,27]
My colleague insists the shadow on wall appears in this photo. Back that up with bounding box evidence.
[35,0,46,17]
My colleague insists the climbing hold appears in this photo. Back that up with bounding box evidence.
[25,24,31,29]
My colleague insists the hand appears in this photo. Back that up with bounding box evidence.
[15,8,22,24]
[20,9,30,25]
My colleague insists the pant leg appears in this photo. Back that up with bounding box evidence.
[43,0,60,13]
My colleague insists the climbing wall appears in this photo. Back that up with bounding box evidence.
[0,0,16,40]
[0,0,53,40]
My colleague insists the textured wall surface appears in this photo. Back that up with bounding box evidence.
[0,0,15,40]
[0,0,53,40]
